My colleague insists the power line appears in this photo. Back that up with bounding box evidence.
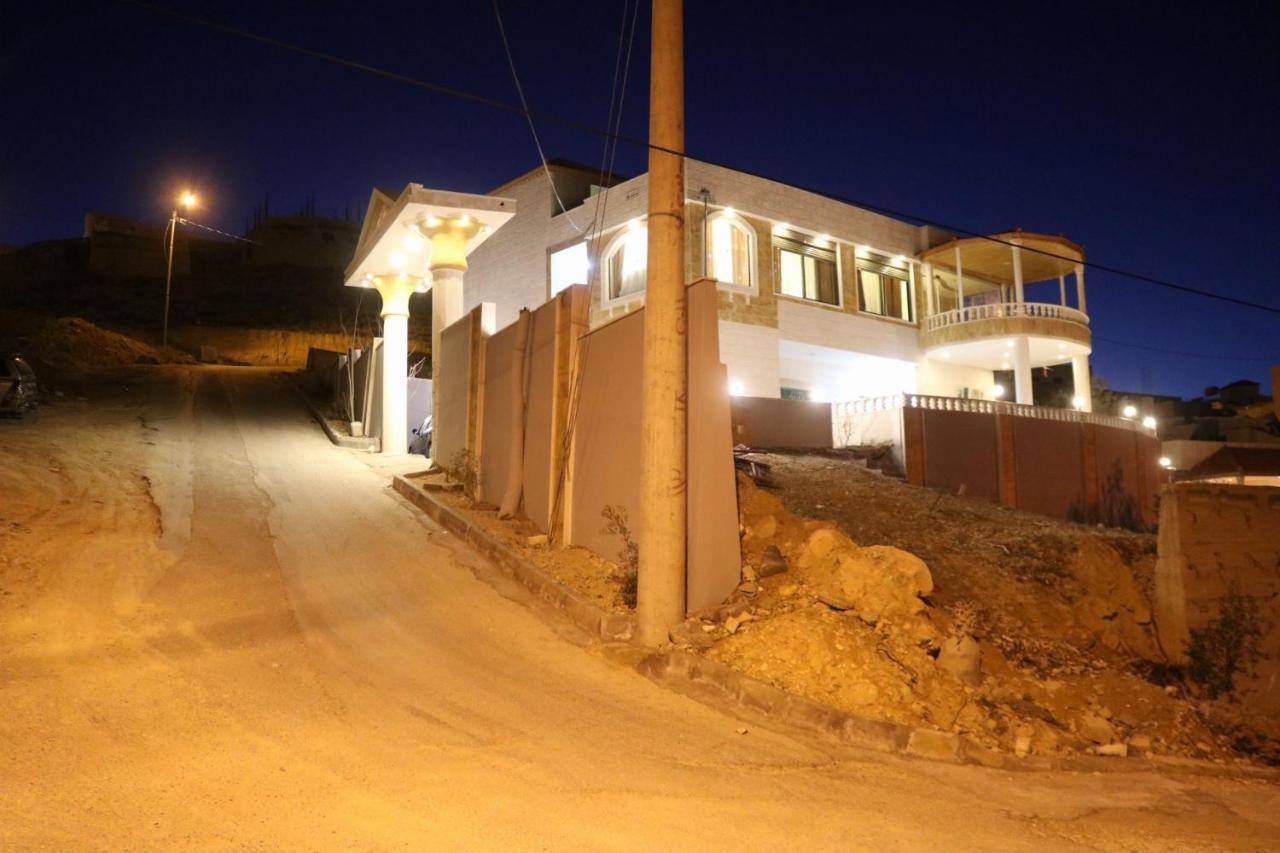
[489,0,584,233]
[1092,335,1276,364]
[117,0,1280,316]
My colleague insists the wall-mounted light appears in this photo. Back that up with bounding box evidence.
[773,222,790,235]
[1159,456,1172,468]
[1142,416,1157,429]
[1073,395,1086,409]
[810,387,829,403]
[728,379,745,397]
[721,206,736,218]
[992,384,1005,399]
[1122,404,1138,418]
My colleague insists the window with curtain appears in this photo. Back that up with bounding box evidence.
[603,225,647,301]
[857,254,913,322]
[773,234,838,306]
[706,214,753,289]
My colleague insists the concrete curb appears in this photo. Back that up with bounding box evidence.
[393,477,637,643]
[390,476,1278,780]
[288,378,380,452]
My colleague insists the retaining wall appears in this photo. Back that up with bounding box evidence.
[1154,483,1280,710]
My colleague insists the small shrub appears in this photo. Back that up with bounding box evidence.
[601,504,639,608]
[1187,583,1263,698]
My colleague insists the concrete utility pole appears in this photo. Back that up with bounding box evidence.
[637,0,687,645]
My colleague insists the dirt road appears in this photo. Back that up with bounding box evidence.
[1,367,1275,850]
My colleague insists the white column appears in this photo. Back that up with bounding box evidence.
[953,244,964,309]
[1013,335,1033,405]
[1074,263,1087,314]
[922,262,934,316]
[371,273,419,456]
[1011,239,1024,305]
[1072,354,1093,412]
[381,313,408,454]
[430,266,466,435]
[1059,274,1067,305]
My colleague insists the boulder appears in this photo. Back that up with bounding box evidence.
[937,634,983,685]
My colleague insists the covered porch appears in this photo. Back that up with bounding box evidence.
[917,230,1093,410]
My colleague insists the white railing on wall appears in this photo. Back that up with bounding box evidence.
[925,302,1090,332]
[832,393,1148,439]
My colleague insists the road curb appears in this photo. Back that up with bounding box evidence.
[393,476,637,643]
[390,476,1278,780]
[288,377,380,452]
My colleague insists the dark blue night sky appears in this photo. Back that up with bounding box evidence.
[3,1,1277,397]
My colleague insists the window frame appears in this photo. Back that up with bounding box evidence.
[856,253,916,324]
[704,211,758,295]
[599,222,649,309]
[772,232,843,309]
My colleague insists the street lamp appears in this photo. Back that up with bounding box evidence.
[163,190,198,347]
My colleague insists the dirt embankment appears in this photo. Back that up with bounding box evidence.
[0,313,192,386]
[697,452,1278,765]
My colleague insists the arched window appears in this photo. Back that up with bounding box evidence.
[706,212,755,289]
[603,223,648,302]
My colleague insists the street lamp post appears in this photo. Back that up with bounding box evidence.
[163,191,197,348]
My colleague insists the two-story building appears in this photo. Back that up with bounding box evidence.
[462,158,1094,412]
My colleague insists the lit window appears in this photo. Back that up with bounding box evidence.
[774,233,838,306]
[857,253,913,322]
[549,242,589,296]
[603,225,647,301]
[707,214,753,288]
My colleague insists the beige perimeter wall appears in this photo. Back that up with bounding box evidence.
[170,325,428,367]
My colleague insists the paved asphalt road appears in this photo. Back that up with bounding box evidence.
[0,367,1276,850]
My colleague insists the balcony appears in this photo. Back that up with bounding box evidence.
[916,230,1094,407]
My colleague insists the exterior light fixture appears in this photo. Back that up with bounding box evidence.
[1073,395,1086,409]
[992,384,1005,399]
[424,214,440,227]
[389,251,407,270]
[721,207,736,218]
[1142,416,1157,429]
[1122,404,1138,418]
[773,223,790,235]
[816,233,832,245]
[179,190,197,209]
[1159,456,1173,469]
[810,387,829,403]
[891,254,905,265]
[402,234,423,252]
[628,217,644,231]
[728,379,745,396]
[456,214,472,226]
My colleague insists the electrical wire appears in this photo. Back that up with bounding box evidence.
[490,0,584,233]
[1091,335,1276,363]
[176,216,259,243]
[117,0,1280,317]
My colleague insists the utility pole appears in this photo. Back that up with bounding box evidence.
[163,190,197,348]
[637,0,687,645]
[163,208,177,348]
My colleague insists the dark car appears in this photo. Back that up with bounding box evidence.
[0,353,39,415]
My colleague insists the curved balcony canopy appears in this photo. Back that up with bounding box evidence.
[918,230,1083,289]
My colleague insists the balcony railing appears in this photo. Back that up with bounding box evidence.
[833,393,1145,433]
[924,301,1089,333]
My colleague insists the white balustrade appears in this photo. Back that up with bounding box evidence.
[831,393,1146,445]
[925,301,1090,332]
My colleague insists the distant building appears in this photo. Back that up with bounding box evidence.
[84,211,190,278]
[243,215,360,269]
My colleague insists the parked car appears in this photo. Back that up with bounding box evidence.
[0,353,39,415]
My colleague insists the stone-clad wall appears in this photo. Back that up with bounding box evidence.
[1155,484,1280,710]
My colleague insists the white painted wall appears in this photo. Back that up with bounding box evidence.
[917,358,996,398]
[719,321,781,398]
[776,299,919,363]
